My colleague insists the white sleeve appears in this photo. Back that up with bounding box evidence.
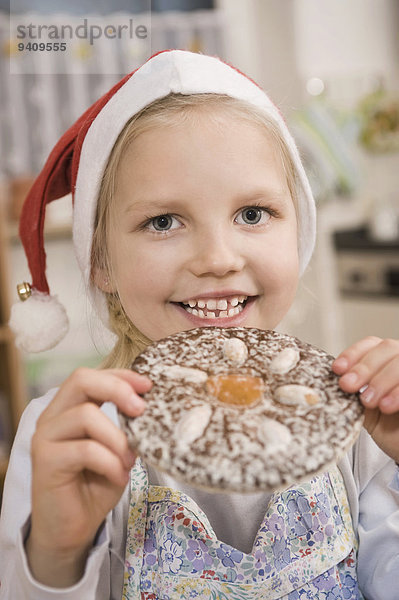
[0,390,127,600]
[1,518,111,600]
[342,428,399,600]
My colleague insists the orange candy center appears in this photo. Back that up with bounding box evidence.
[206,374,264,407]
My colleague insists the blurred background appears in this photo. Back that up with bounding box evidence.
[0,0,398,487]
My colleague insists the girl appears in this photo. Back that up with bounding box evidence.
[0,50,398,600]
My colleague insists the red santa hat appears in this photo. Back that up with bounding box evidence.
[9,49,316,353]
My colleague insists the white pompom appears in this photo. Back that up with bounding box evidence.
[9,290,69,353]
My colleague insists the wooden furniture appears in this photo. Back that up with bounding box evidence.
[0,181,27,494]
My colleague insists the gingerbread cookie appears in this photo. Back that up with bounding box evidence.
[120,327,364,493]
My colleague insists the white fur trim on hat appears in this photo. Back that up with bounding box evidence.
[72,50,316,329]
[9,290,69,353]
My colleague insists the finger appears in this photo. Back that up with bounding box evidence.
[332,336,382,375]
[44,368,151,419]
[34,438,132,489]
[338,338,399,394]
[38,403,137,470]
[360,350,399,410]
[360,350,399,412]
[109,368,153,394]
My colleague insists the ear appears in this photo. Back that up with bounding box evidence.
[92,265,116,294]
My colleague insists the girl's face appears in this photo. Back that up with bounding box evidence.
[104,112,299,341]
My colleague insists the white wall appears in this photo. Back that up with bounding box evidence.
[217,0,301,110]
[218,0,399,107]
[293,0,399,90]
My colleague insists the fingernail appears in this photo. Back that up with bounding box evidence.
[361,387,375,405]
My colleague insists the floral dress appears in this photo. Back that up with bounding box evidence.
[122,460,362,599]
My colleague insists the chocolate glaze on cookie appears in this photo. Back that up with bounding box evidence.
[120,327,364,493]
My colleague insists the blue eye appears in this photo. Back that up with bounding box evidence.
[236,207,271,226]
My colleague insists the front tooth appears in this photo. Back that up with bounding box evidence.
[217,299,228,310]
[219,311,228,318]
[198,300,206,308]
[230,297,239,307]
[188,300,196,308]
[206,299,217,310]
[198,309,205,318]
[207,312,216,319]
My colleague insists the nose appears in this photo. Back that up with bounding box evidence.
[188,226,245,278]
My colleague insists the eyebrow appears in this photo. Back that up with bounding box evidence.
[236,188,291,205]
[122,199,185,218]
[123,187,291,215]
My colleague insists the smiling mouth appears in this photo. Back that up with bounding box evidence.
[178,295,250,319]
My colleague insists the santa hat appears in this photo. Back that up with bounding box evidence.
[9,49,316,353]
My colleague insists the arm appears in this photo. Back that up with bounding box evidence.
[333,336,399,463]
[0,369,149,598]
[346,428,399,600]
[333,337,399,599]
[25,368,149,588]
[0,391,107,599]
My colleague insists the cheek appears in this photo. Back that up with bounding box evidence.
[267,260,299,295]
[260,225,299,274]
[262,238,299,298]
[112,240,179,298]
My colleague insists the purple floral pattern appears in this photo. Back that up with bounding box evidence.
[123,461,361,599]
[186,538,213,572]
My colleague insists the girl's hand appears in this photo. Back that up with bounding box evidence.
[26,367,152,588]
[332,336,399,463]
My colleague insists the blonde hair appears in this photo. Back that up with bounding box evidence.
[91,93,299,368]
